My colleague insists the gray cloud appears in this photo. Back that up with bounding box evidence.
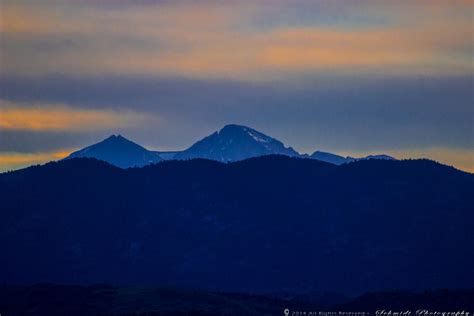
[1,74,472,154]
[0,130,97,153]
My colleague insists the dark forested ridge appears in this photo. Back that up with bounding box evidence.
[1,156,473,296]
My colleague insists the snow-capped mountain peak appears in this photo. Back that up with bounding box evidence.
[175,124,299,162]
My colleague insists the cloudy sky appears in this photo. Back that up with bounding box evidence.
[0,0,473,171]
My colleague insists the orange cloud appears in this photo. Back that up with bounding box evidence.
[0,101,159,131]
[1,0,472,80]
[0,150,73,172]
[258,22,473,74]
[395,148,474,174]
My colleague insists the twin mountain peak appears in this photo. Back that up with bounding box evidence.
[66,124,395,168]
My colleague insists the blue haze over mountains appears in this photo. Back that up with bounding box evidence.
[67,124,395,168]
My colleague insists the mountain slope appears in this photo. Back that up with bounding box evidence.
[66,135,161,168]
[311,151,396,165]
[174,124,300,162]
[311,151,348,165]
[153,151,180,160]
[1,156,473,295]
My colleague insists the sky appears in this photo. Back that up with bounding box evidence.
[0,0,473,172]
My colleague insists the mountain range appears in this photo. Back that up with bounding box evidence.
[65,124,395,168]
[4,123,471,299]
